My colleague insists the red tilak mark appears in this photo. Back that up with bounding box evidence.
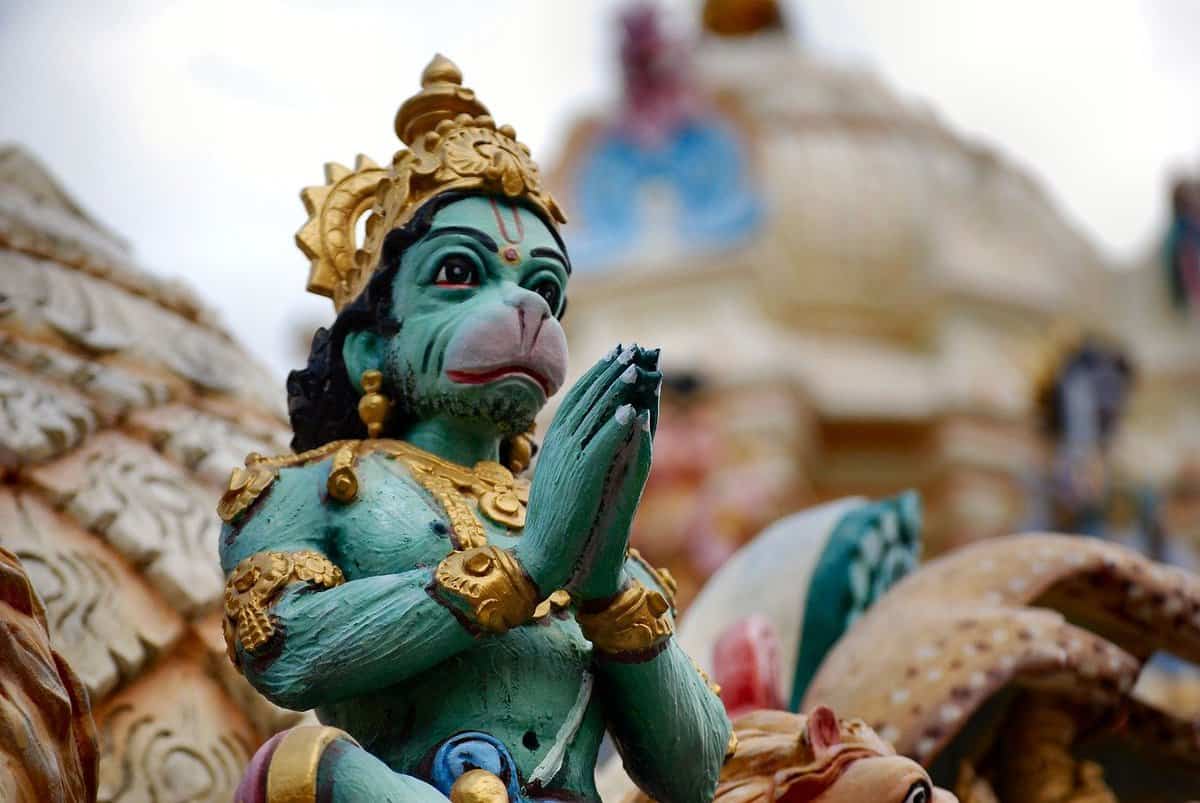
[502,246,520,263]
[489,197,525,244]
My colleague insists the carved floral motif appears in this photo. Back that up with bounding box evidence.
[0,362,96,465]
[0,490,183,698]
[95,657,257,803]
[28,432,227,614]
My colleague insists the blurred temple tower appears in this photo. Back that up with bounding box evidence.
[0,145,300,802]
[549,0,1200,603]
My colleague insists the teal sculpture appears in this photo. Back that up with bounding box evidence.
[219,55,731,803]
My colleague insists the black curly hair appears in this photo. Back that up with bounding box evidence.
[286,191,567,453]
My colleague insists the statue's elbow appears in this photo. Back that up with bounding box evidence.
[240,646,327,712]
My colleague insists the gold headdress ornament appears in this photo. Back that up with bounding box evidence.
[296,54,567,312]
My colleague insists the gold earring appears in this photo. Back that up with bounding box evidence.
[358,370,391,439]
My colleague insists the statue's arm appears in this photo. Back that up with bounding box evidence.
[218,464,475,711]
[591,560,732,803]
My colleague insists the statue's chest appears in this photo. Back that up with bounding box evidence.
[331,454,522,577]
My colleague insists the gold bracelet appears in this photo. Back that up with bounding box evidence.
[223,550,345,664]
[434,546,538,634]
[576,581,674,655]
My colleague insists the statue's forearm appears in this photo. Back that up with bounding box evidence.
[239,569,474,711]
[599,640,731,803]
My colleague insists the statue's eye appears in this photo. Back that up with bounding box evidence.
[902,781,931,803]
[531,280,562,313]
[434,256,479,286]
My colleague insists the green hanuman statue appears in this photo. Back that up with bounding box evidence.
[219,55,732,803]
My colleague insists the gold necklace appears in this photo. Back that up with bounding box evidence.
[222,439,528,550]
[375,440,528,548]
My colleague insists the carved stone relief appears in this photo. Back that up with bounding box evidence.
[95,655,258,803]
[0,361,96,466]
[0,490,183,698]
[27,432,226,615]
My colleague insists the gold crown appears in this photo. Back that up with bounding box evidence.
[296,55,566,311]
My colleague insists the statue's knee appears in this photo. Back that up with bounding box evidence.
[236,725,519,802]
[236,725,447,802]
[236,725,358,803]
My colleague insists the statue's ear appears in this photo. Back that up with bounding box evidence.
[808,705,841,756]
[342,329,383,392]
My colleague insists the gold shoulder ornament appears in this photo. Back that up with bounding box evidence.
[217,440,358,523]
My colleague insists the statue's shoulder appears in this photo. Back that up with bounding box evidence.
[217,440,363,526]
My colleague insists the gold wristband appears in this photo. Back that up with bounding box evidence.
[576,580,674,655]
[223,550,345,664]
[434,546,538,633]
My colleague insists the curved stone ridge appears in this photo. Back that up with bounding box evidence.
[0,146,299,802]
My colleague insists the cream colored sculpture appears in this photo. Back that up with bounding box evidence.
[805,534,1200,801]
[0,145,298,802]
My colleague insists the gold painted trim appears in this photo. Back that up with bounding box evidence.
[223,550,345,663]
[219,438,527,538]
[628,547,678,609]
[326,445,360,503]
[434,546,538,633]
[377,439,528,539]
[219,440,357,522]
[532,588,572,620]
[449,768,510,803]
[266,726,358,803]
[577,580,673,655]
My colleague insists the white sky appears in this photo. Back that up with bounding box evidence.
[2,0,1197,376]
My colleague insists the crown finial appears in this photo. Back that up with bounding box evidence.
[395,55,488,144]
[422,54,462,87]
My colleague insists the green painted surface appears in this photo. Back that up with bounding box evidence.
[789,491,921,711]
[220,196,730,802]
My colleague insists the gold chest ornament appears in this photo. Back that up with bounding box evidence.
[218,438,528,546]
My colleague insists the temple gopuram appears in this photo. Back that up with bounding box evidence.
[549,1,1200,606]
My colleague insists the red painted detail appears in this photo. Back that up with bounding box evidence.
[489,197,526,244]
[808,705,842,753]
[503,246,520,263]
[446,366,550,396]
[712,614,785,718]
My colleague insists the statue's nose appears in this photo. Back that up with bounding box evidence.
[504,289,551,352]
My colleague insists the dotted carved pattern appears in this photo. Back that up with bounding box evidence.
[0,149,300,802]
[804,533,1200,767]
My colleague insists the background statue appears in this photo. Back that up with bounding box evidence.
[630,706,956,803]
[1166,176,1200,315]
[804,534,1200,801]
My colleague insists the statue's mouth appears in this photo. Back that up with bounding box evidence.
[446,365,552,396]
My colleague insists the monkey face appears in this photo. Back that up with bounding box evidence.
[344,195,570,435]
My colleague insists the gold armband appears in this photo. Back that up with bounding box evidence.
[223,550,345,664]
[576,580,674,655]
[434,546,538,633]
